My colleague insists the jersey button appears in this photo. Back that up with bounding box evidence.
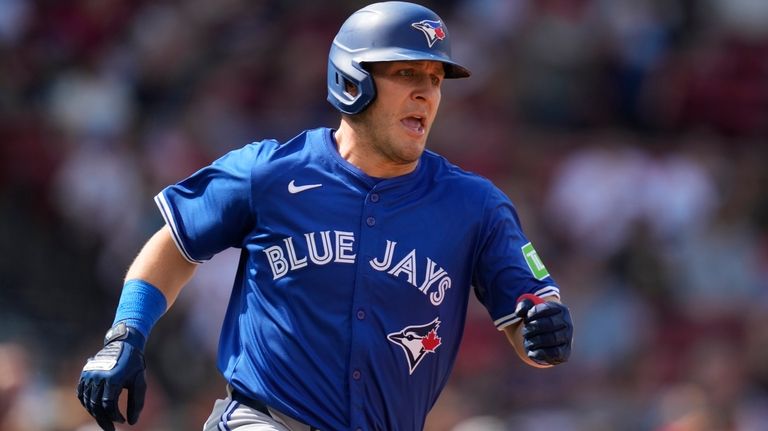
[352,370,361,380]
[370,193,380,203]
[366,216,375,227]
[356,309,365,320]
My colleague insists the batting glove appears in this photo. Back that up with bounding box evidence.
[515,296,573,365]
[77,322,147,431]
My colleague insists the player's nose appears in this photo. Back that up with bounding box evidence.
[411,77,438,101]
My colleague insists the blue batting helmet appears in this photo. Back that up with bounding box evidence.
[327,1,471,115]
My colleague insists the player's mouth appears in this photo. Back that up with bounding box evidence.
[400,115,426,136]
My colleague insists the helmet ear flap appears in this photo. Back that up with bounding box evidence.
[326,56,376,115]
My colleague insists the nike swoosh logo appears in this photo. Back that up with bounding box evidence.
[288,180,323,194]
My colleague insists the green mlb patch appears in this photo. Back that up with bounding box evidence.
[522,242,549,280]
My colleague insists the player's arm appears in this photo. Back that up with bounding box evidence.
[77,225,197,431]
[125,224,198,307]
[503,294,573,368]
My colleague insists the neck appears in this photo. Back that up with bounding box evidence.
[334,118,418,179]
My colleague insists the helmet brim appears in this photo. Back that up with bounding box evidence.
[355,47,471,79]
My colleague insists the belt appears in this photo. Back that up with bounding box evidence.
[230,389,321,431]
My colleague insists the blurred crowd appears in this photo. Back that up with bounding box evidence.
[1,0,768,430]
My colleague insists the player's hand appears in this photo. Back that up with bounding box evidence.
[76,322,147,431]
[515,296,573,365]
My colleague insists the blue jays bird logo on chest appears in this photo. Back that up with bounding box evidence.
[388,318,442,374]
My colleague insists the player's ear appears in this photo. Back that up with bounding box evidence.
[344,78,358,97]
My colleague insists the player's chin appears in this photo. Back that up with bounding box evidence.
[395,125,430,156]
[397,143,427,164]
[402,128,432,148]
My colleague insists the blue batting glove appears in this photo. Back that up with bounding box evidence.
[77,322,147,431]
[515,299,573,365]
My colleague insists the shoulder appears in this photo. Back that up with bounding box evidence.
[421,150,502,199]
[419,151,518,229]
[247,127,328,158]
[221,127,329,168]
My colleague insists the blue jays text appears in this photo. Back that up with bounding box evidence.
[264,232,452,306]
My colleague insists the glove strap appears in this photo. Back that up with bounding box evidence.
[105,322,147,351]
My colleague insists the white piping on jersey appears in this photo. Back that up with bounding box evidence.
[154,192,204,264]
[493,285,560,330]
[217,399,239,431]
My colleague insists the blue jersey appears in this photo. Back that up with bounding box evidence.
[155,127,559,431]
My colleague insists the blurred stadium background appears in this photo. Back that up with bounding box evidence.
[1,0,767,430]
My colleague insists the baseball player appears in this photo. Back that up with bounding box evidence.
[76,2,573,430]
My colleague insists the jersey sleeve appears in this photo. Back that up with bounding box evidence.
[472,186,560,330]
[154,142,265,263]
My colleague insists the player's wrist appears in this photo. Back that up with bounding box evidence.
[112,279,168,342]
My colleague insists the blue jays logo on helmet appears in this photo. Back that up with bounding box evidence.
[411,20,446,47]
[388,318,442,374]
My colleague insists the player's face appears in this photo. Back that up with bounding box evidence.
[355,60,443,168]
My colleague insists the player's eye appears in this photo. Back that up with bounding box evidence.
[430,75,441,86]
[397,69,415,77]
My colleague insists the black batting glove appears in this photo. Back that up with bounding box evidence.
[515,298,573,365]
[77,322,147,431]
